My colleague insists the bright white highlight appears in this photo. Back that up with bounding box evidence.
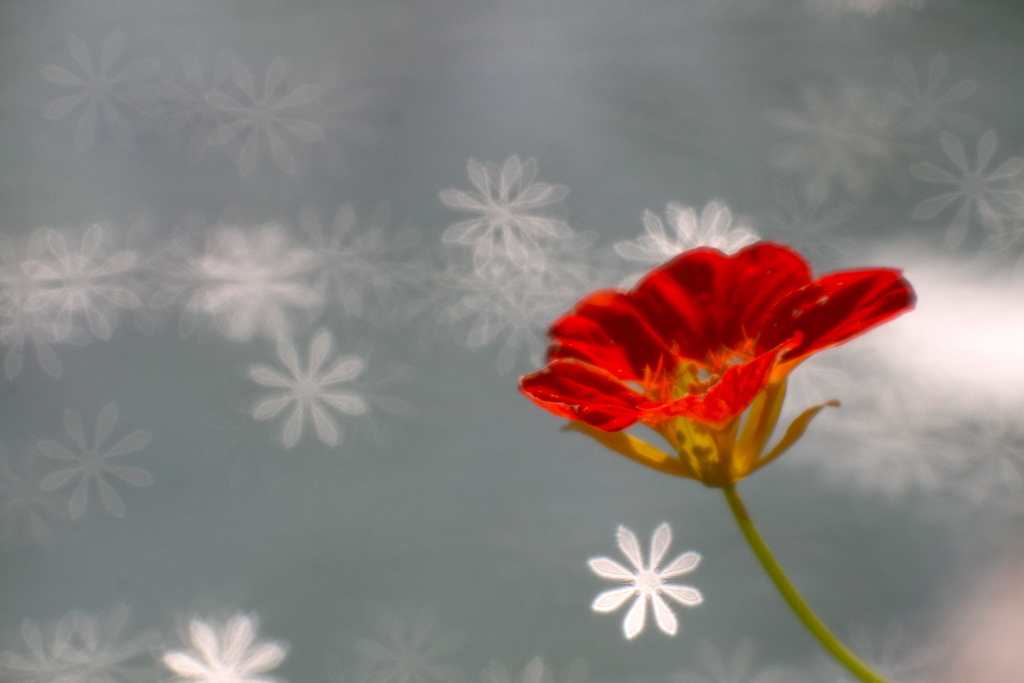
[588,523,702,640]
[163,614,287,683]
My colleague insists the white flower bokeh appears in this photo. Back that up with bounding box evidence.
[440,156,571,274]
[589,523,703,639]
[616,201,758,263]
[0,605,158,683]
[41,30,162,152]
[355,610,464,683]
[184,224,321,342]
[249,329,369,448]
[37,403,153,519]
[204,56,324,176]
[910,130,1024,248]
[163,613,287,683]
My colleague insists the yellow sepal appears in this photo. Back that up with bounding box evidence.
[561,422,699,480]
[750,398,840,474]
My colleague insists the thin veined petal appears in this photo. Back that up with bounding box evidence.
[976,130,998,171]
[911,193,960,220]
[319,356,366,384]
[319,392,368,415]
[308,329,332,373]
[281,403,305,447]
[105,465,154,487]
[238,642,287,676]
[615,526,644,570]
[250,366,295,389]
[622,595,647,640]
[309,402,340,446]
[67,35,92,74]
[272,337,299,378]
[649,522,672,569]
[162,652,208,677]
[939,131,969,172]
[40,468,79,491]
[222,616,258,667]
[650,594,678,636]
[253,395,294,420]
[521,657,548,683]
[96,475,126,517]
[591,586,637,613]
[588,557,635,581]
[189,620,221,665]
[99,30,125,74]
[63,409,88,451]
[659,551,701,578]
[910,162,959,184]
[104,430,152,458]
[660,584,703,606]
[68,476,90,519]
[37,439,78,461]
[439,190,488,212]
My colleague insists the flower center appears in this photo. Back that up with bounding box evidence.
[636,568,660,594]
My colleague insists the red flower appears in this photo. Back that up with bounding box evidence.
[519,242,915,486]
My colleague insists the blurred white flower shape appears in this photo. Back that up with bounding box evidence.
[673,638,806,683]
[440,250,592,375]
[188,225,321,342]
[0,455,65,547]
[484,658,552,683]
[483,658,585,683]
[205,56,324,176]
[355,610,464,683]
[41,30,161,152]
[891,54,977,136]
[615,201,758,266]
[38,403,153,519]
[759,183,855,267]
[770,84,896,205]
[0,236,64,379]
[589,523,703,640]
[21,225,141,344]
[803,0,922,14]
[157,51,236,162]
[910,130,1024,248]
[300,203,420,318]
[249,329,369,448]
[0,604,158,683]
[440,156,571,273]
[163,614,286,683]
[824,622,933,683]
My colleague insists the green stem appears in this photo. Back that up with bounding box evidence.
[722,485,892,683]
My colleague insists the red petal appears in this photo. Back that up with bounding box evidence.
[547,291,671,381]
[757,268,916,364]
[519,359,646,431]
[640,345,781,424]
[545,244,812,380]
[629,244,811,360]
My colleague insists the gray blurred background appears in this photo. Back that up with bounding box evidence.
[1,1,1023,682]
